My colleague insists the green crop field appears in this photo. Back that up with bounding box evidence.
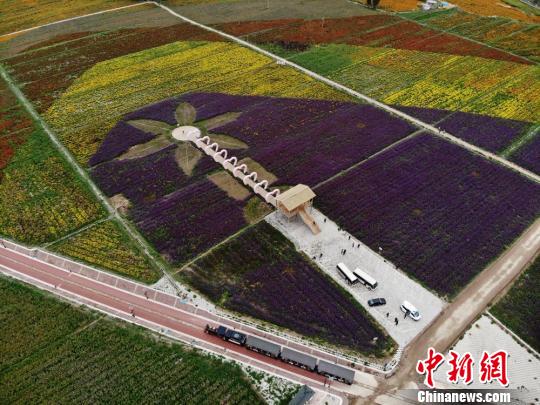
[0,276,267,404]
[491,257,540,352]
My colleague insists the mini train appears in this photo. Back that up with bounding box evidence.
[205,324,355,385]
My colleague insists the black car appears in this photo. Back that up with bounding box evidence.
[368,298,386,307]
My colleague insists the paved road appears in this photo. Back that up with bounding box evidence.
[363,217,540,404]
[0,244,364,402]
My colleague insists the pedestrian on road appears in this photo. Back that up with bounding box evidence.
[348,236,351,240]
[343,249,347,255]
[386,312,389,318]
[319,253,323,259]
[394,317,398,326]
[144,291,149,299]
[324,218,326,223]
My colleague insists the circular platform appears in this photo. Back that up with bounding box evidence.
[172,126,201,142]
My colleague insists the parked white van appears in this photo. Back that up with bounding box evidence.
[400,300,421,321]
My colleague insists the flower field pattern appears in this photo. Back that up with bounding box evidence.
[286,44,539,122]
[88,92,415,264]
[236,15,531,64]
[0,278,265,404]
[184,222,393,355]
[316,134,540,297]
[42,39,350,165]
[407,9,540,62]
[0,0,133,36]
[50,220,159,283]
[0,82,105,245]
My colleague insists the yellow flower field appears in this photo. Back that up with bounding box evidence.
[45,40,352,164]
[51,220,159,283]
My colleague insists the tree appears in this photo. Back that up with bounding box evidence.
[366,0,381,9]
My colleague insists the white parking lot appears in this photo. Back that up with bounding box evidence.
[267,209,446,347]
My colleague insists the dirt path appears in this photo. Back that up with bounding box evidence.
[361,217,540,403]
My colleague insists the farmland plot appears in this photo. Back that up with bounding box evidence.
[406,9,540,61]
[491,257,540,351]
[182,222,394,355]
[0,82,105,244]
[50,220,160,283]
[316,134,540,297]
[0,277,265,404]
[0,0,133,36]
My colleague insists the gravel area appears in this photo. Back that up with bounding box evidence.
[267,209,445,347]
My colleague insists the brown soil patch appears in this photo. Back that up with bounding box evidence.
[239,157,278,184]
[109,193,131,214]
[208,170,251,200]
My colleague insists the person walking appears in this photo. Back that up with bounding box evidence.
[343,249,347,255]
[394,317,398,326]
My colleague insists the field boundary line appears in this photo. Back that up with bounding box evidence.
[0,65,178,293]
[42,216,112,248]
[152,2,540,184]
[485,311,540,359]
[500,123,540,158]
[0,3,149,39]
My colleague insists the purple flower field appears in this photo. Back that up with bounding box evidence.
[91,146,195,206]
[131,179,246,264]
[88,92,538,269]
[184,222,393,355]
[395,106,533,154]
[316,133,540,296]
[89,122,156,166]
[438,112,531,154]
[510,133,540,176]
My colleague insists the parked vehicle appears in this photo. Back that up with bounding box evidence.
[336,262,358,285]
[353,267,378,290]
[204,324,354,384]
[400,300,421,321]
[318,360,355,385]
[205,324,247,345]
[368,298,386,307]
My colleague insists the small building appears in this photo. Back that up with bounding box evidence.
[275,184,320,234]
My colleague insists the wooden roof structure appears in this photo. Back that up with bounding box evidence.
[275,184,315,212]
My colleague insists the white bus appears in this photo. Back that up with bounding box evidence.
[336,263,358,285]
[352,268,378,290]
